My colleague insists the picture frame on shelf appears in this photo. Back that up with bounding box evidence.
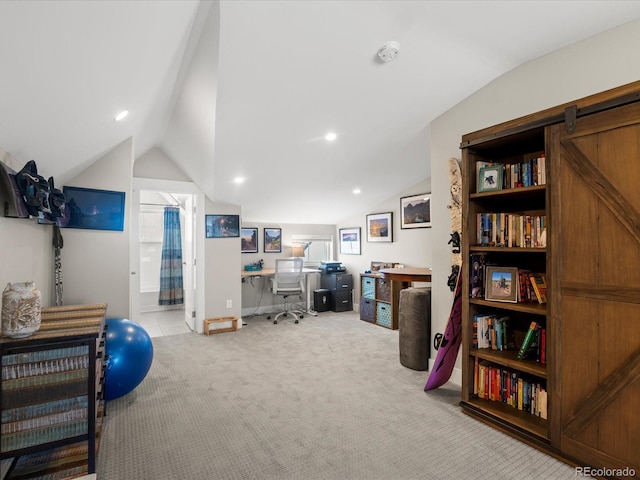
[400,193,431,229]
[241,228,258,253]
[366,212,393,242]
[478,165,504,192]
[264,228,282,253]
[339,227,361,255]
[484,266,519,303]
[205,214,240,238]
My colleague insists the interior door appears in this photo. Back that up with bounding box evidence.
[129,186,141,320]
[550,102,640,474]
[183,194,196,330]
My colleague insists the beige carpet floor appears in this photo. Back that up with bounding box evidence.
[96,311,581,479]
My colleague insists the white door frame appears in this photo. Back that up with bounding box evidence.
[130,178,205,330]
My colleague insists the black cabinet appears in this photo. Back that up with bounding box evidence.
[320,273,353,312]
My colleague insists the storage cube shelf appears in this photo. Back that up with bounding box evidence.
[0,304,107,479]
[359,274,404,330]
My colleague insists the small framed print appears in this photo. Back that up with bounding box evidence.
[478,165,504,193]
[367,212,393,243]
[206,214,240,238]
[241,228,258,253]
[264,228,282,253]
[484,266,519,303]
[339,227,361,255]
[400,193,431,229]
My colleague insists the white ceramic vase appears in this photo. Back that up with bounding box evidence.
[1,281,42,338]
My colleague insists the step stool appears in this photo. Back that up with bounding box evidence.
[203,316,238,335]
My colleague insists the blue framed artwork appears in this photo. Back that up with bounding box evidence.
[62,186,125,231]
[206,214,240,238]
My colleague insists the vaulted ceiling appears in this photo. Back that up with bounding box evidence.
[2,1,640,224]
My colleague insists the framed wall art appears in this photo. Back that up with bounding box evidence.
[205,214,240,238]
[400,193,431,229]
[366,212,393,243]
[339,227,361,255]
[241,227,258,253]
[62,186,125,231]
[264,227,282,253]
[484,266,519,303]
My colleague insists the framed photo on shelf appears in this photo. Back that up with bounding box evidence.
[264,227,282,253]
[241,228,258,253]
[339,227,361,255]
[205,214,240,238]
[484,266,519,303]
[478,165,504,192]
[400,193,431,229]
[366,212,393,242]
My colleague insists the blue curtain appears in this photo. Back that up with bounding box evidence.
[159,206,184,305]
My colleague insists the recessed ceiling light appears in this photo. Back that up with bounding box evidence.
[353,188,361,194]
[114,110,129,121]
[325,132,337,142]
[233,177,245,184]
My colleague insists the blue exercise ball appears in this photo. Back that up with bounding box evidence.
[104,318,154,401]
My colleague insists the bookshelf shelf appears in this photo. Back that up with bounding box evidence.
[469,246,546,254]
[470,350,546,378]
[461,398,548,442]
[469,298,546,316]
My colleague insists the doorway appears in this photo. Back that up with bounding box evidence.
[130,178,205,336]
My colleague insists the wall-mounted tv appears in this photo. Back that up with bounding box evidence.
[62,186,126,231]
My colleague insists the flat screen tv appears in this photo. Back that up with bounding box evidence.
[62,186,125,231]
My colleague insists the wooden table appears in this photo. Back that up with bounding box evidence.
[378,267,432,284]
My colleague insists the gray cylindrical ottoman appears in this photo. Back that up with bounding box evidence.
[398,287,431,371]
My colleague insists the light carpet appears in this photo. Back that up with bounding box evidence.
[96,311,580,480]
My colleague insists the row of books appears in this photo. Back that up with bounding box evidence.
[2,355,89,381]
[476,213,547,248]
[474,359,548,418]
[473,315,547,364]
[2,345,89,366]
[476,154,546,191]
[469,254,547,305]
[1,396,88,424]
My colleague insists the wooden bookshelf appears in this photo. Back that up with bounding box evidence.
[459,80,640,478]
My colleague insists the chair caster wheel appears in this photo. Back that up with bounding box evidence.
[267,315,271,320]
[295,319,299,324]
[300,315,304,319]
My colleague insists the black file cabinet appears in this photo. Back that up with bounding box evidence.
[320,273,353,312]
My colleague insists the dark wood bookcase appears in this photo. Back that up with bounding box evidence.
[0,304,107,479]
[459,81,640,478]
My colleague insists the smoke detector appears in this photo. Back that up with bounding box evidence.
[378,41,400,63]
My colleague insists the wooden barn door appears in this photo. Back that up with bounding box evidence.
[548,102,640,476]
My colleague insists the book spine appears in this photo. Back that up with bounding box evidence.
[517,321,539,359]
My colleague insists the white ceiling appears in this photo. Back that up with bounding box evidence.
[2,1,640,224]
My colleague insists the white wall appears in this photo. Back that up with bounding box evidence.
[61,138,133,318]
[204,199,242,328]
[134,147,191,182]
[337,178,432,309]
[429,18,640,385]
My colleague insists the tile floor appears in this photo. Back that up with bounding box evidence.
[135,308,193,338]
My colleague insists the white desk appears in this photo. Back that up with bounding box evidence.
[241,268,320,315]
